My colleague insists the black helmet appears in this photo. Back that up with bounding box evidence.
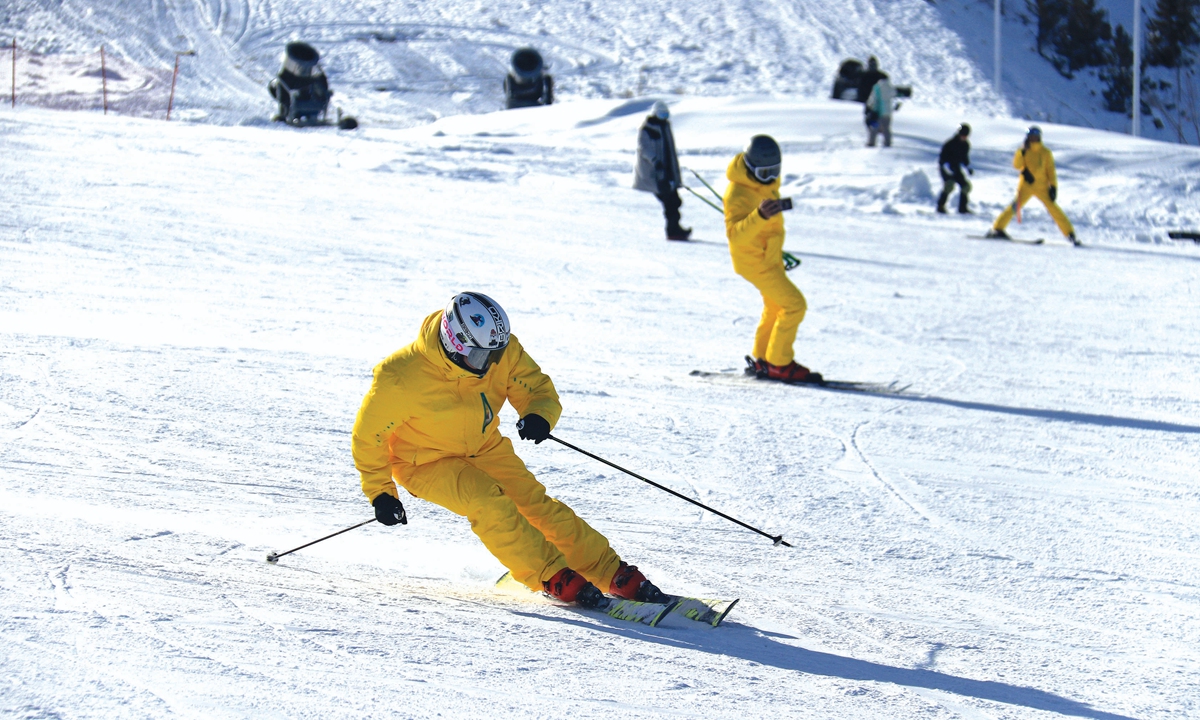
[867,56,879,71]
[743,135,781,183]
[958,123,971,137]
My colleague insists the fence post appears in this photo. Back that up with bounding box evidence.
[100,45,108,114]
[166,50,194,120]
[166,53,180,120]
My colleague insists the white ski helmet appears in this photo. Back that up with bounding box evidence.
[438,292,511,375]
[651,100,670,119]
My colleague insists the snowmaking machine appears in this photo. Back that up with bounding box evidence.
[503,47,554,109]
[268,42,356,128]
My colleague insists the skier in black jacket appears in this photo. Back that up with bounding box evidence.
[857,56,886,103]
[937,124,973,214]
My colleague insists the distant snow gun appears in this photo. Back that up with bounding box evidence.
[539,430,793,548]
[683,167,800,270]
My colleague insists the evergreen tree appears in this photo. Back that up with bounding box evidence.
[1028,0,1069,60]
[1055,0,1112,73]
[1145,0,1200,141]
[1146,0,1200,70]
[1029,0,1111,77]
[1101,25,1136,113]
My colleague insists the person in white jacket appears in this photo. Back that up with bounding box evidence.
[632,101,690,240]
[865,74,895,148]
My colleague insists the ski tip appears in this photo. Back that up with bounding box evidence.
[712,599,740,627]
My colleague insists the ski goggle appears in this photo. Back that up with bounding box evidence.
[751,163,781,182]
[461,344,507,373]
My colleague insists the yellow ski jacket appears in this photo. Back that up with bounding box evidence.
[1013,141,1058,189]
[723,153,785,277]
[351,310,562,502]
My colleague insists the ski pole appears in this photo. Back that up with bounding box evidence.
[686,167,725,204]
[682,185,724,214]
[546,434,792,547]
[266,518,376,563]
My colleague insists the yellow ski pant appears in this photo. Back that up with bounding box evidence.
[741,265,808,366]
[993,184,1075,237]
[395,436,620,592]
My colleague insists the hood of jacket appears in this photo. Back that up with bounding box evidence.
[723,153,784,276]
[726,152,781,194]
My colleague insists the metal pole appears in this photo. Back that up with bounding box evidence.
[266,518,376,563]
[994,0,1002,93]
[1133,0,1141,136]
[166,50,195,121]
[166,54,180,120]
[100,45,107,115]
[546,434,792,547]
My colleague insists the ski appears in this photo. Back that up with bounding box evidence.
[968,234,1044,245]
[667,596,739,627]
[689,367,910,396]
[495,572,678,627]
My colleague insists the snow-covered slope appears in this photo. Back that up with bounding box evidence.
[2,94,1199,718]
[9,0,1008,126]
[933,0,1192,144]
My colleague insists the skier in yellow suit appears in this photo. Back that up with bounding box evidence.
[724,135,821,383]
[986,126,1079,246]
[351,292,666,609]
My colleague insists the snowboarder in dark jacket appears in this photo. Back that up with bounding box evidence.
[857,56,886,104]
[937,124,973,214]
[633,101,690,240]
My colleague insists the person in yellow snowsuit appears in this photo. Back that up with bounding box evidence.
[987,126,1078,245]
[724,135,820,383]
[351,292,665,609]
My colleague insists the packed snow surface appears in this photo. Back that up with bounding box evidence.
[3,92,1200,719]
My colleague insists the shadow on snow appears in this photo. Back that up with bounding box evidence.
[823,386,1200,435]
[510,609,1135,720]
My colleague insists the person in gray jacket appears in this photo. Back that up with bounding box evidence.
[633,101,690,240]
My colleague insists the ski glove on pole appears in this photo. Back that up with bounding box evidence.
[1049,185,1057,202]
[372,493,407,526]
[517,414,551,444]
[1022,169,1036,185]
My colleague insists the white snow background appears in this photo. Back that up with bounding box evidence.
[3,1,1200,719]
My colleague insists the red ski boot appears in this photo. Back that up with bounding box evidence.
[609,562,670,604]
[544,568,605,609]
[765,360,821,384]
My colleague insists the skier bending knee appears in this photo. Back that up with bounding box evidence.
[351,292,667,609]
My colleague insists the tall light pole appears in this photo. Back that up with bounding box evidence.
[994,0,1002,93]
[1133,0,1141,136]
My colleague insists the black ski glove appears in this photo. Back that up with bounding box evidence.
[1022,169,1035,185]
[372,493,407,526]
[1049,185,1057,202]
[517,414,551,444]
